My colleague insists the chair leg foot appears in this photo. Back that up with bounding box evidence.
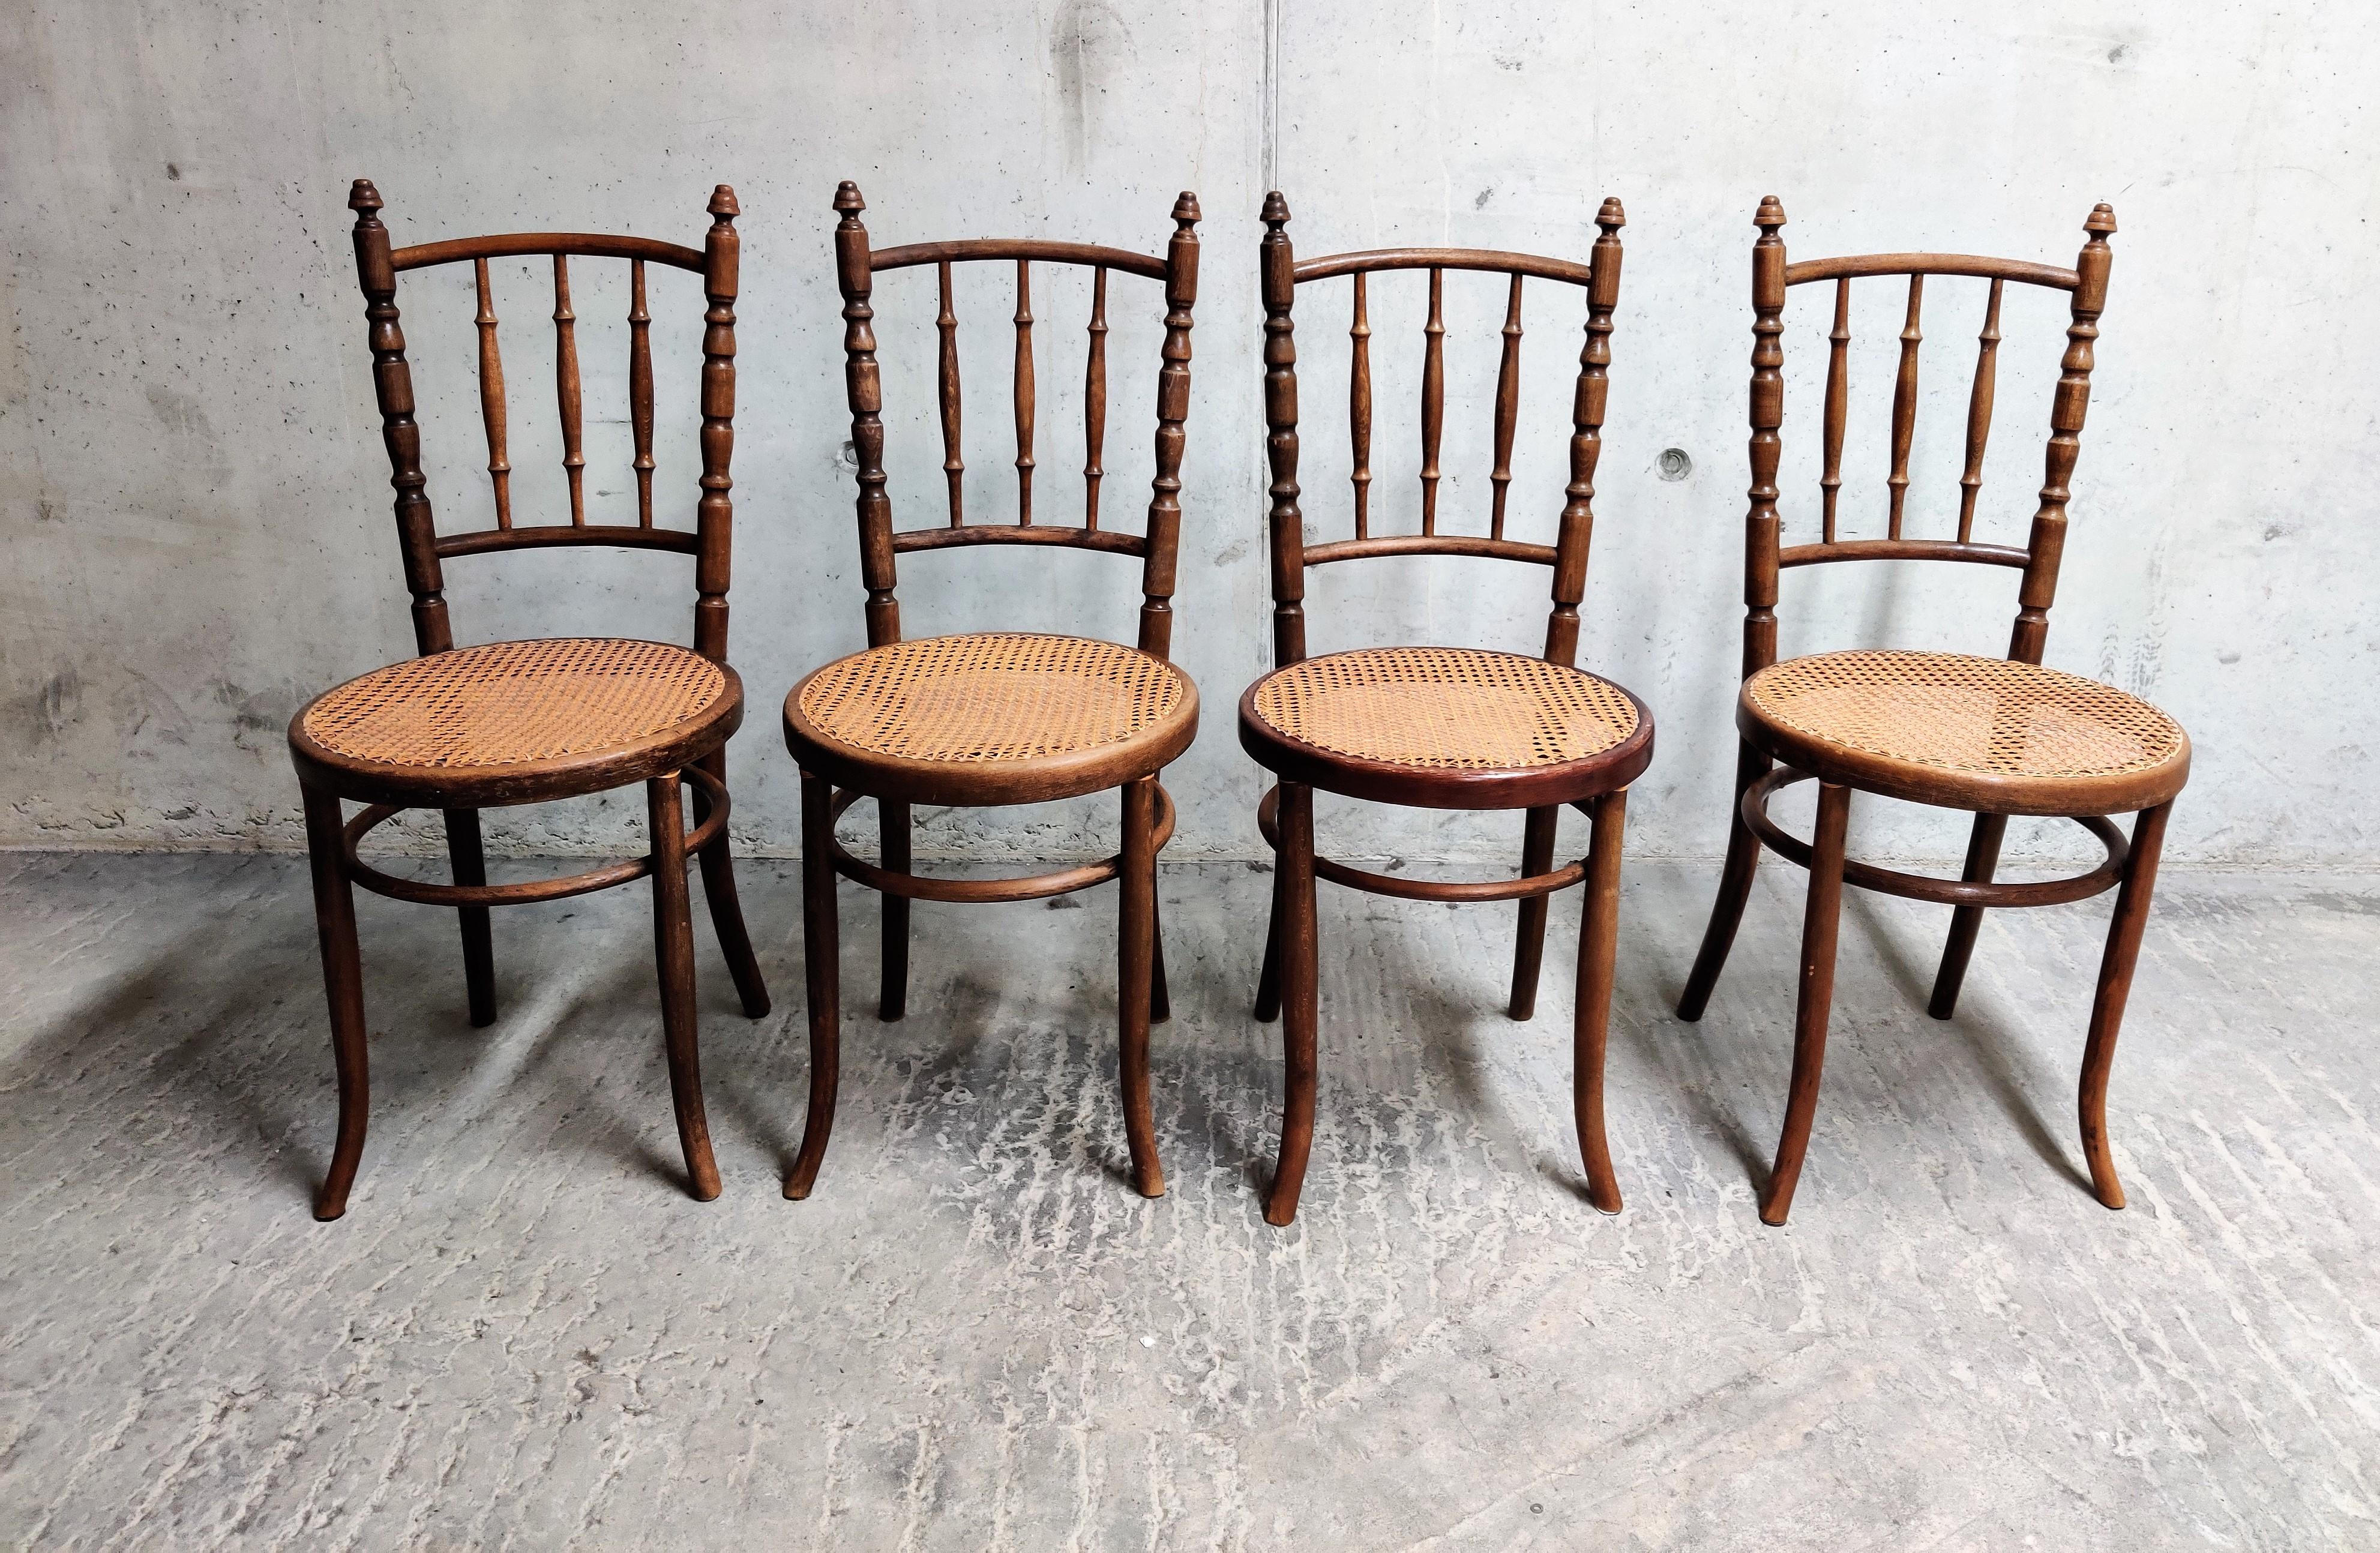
[1758,781,1850,1227]
[1264,783,1319,1227]
[1928,813,2007,1020]
[1509,805,1559,1021]
[787,769,842,1200]
[1573,792,1627,1214]
[1119,776,1165,1197]
[1679,744,1771,1021]
[2079,802,2172,1212]
[304,785,369,1221]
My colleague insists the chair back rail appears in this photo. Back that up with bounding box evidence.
[1740,196,2115,677]
[346,180,741,661]
[831,182,1202,658]
[1258,192,1627,672]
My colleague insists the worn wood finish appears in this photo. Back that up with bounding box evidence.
[791,184,1203,1200]
[1572,787,1629,1213]
[629,259,655,527]
[472,259,512,529]
[294,180,768,1218]
[1245,192,1647,1225]
[1681,198,2189,1225]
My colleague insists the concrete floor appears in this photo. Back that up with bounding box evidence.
[0,849,2373,1549]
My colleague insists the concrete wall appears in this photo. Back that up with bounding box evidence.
[4,1,2373,869]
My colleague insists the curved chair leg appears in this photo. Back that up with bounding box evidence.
[1928,813,2008,1020]
[880,797,911,1022]
[1573,789,1628,1213]
[1509,805,1560,1020]
[692,749,771,1020]
[304,784,370,1221]
[648,773,721,1202]
[786,769,843,1200]
[1264,782,1320,1227]
[2079,801,2172,1211]
[1678,742,1773,1021]
[442,808,497,1027]
[1253,859,1287,1023]
[1118,776,1165,1197]
[1759,780,1851,1227]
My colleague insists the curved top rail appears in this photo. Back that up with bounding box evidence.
[870,238,1168,281]
[1784,253,2078,290]
[391,233,708,274]
[1294,247,1598,287]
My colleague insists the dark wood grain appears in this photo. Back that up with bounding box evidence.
[1084,265,1108,529]
[629,258,655,527]
[1490,273,1523,540]
[1956,278,2004,542]
[472,259,512,529]
[553,256,586,526]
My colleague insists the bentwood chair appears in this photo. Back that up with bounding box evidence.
[288,181,771,1219]
[781,183,1202,1200]
[1242,193,1653,1227]
[1677,198,2190,1225]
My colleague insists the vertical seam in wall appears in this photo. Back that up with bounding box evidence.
[1263,0,1280,193]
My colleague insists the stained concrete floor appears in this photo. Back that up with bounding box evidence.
[0,849,2374,1549]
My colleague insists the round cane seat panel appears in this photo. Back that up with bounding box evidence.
[1743,650,2186,784]
[795,632,1192,766]
[301,638,729,769]
[1249,647,1640,770]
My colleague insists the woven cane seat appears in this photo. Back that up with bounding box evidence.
[1239,647,1651,808]
[1740,649,2190,815]
[785,632,1200,804]
[292,638,740,802]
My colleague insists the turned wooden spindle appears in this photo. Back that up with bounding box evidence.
[1886,274,1923,539]
[629,257,655,528]
[694,185,739,661]
[1956,278,2005,543]
[1349,272,1372,539]
[553,256,586,527]
[1137,193,1200,656]
[1420,265,1446,535]
[1745,196,1788,680]
[1820,277,1848,544]
[936,260,963,527]
[1491,272,1524,541]
[1085,265,1108,529]
[1013,260,1036,526]
[834,182,899,648]
[2010,203,2116,665]
[1261,191,1305,666]
[472,258,511,530]
[1545,198,1626,667]
[349,179,450,654]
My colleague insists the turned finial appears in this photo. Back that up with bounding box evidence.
[1755,194,1787,235]
[1595,196,1626,235]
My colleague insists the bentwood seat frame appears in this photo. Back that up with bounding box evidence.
[290,180,770,1219]
[1245,193,1652,1227]
[781,182,1203,1201]
[1676,197,2190,1225]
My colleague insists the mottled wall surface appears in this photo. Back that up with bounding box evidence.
[2,2,2372,867]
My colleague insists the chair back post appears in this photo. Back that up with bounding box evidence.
[2009,203,2117,665]
[694,185,740,662]
[1135,193,1202,659]
[1743,195,1789,682]
[834,182,901,648]
[350,179,452,656]
[1260,192,1306,667]
[1543,197,1627,667]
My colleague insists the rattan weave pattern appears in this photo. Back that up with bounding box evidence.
[1250,647,1639,770]
[302,638,727,769]
[1745,650,2184,780]
[798,632,1188,764]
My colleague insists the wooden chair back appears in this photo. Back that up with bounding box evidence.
[1257,192,1629,672]
[346,179,743,662]
[1740,196,2117,677]
[830,182,1203,659]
